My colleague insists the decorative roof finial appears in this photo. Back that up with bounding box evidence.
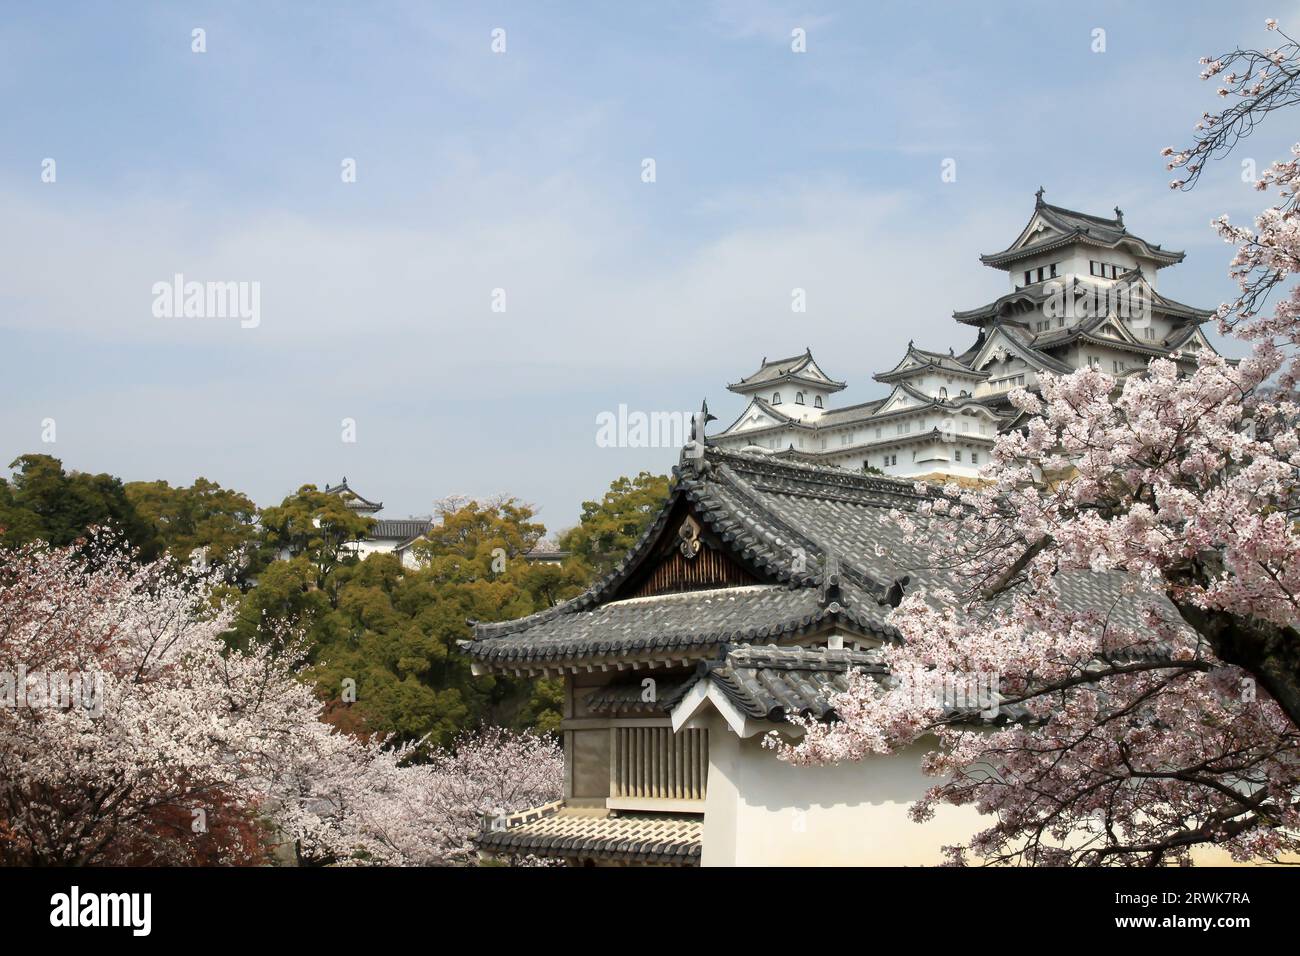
[688,398,716,444]
[877,575,912,609]
[681,400,716,472]
[907,338,914,349]
[819,549,842,606]
[1114,206,1124,227]
[1035,186,1045,205]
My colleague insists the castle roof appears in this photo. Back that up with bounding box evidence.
[727,348,846,395]
[477,803,702,866]
[971,324,1076,375]
[979,192,1185,271]
[874,342,987,383]
[462,447,1171,673]
[667,643,1033,738]
[323,478,383,513]
[674,643,887,725]
[369,518,434,543]
[953,271,1212,327]
[463,448,928,671]
[801,397,889,427]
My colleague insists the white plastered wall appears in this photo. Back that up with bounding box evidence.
[699,714,986,866]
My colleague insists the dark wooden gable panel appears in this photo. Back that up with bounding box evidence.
[631,545,759,598]
[615,498,765,600]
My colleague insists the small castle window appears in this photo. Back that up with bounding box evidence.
[772,392,782,405]
[795,392,805,405]
[938,387,947,400]
[814,395,823,408]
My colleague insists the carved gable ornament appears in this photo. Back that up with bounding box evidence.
[678,515,702,559]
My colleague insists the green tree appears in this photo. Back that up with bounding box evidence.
[224,555,337,653]
[258,485,375,593]
[412,495,546,581]
[125,477,263,582]
[234,497,587,749]
[0,454,159,555]
[2,456,674,748]
[558,471,671,577]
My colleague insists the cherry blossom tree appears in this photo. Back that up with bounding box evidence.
[351,727,563,866]
[776,18,1300,865]
[778,351,1300,864]
[0,533,560,866]
[1166,17,1300,389]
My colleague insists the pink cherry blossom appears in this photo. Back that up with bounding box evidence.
[775,22,1300,865]
[0,533,560,865]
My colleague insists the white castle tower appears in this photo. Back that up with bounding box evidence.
[709,190,1219,480]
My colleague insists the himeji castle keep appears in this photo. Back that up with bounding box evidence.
[709,190,1218,480]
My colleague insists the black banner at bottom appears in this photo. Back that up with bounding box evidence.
[0,864,1287,942]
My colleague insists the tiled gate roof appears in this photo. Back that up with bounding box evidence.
[479,804,702,866]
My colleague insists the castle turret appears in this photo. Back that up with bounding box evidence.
[725,348,845,423]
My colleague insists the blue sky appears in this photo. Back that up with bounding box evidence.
[1,1,1291,532]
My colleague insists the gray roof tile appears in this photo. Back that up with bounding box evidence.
[980,199,1184,270]
[368,518,433,541]
[683,643,886,722]
[678,643,1037,726]
[478,804,701,865]
[464,448,1189,670]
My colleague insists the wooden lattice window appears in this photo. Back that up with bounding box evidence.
[608,726,708,810]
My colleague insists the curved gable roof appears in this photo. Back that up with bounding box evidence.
[980,195,1185,270]
[716,395,797,436]
[323,478,383,512]
[728,348,847,394]
[875,342,988,383]
[971,324,1074,375]
[463,449,929,668]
